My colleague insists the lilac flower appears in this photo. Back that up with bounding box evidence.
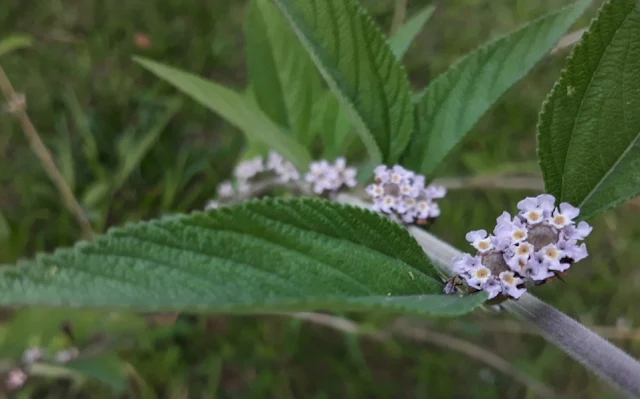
[465,229,493,253]
[449,194,591,300]
[562,220,593,241]
[499,272,526,299]
[466,265,492,289]
[527,253,555,281]
[305,157,358,194]
[366,164,446,225]
[550,202,580,228]
[540,244,565,271]
[217,181,234,198]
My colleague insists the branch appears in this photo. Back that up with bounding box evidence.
[390,0,408,35]
[335,193,640,399]
[0,65,95,240]
[433,175,544,191]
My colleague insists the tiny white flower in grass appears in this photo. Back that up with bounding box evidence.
[467,265,492,289]
[550,202,580,228]
[499,271,526,299]
[465,229,493,253]
[7,368,27,390]
[204,200,220,210]
[540,244,565,271]
[22,347,44,364]
[217,181,234,198]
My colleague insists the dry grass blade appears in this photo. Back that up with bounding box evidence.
[0,65,94,240]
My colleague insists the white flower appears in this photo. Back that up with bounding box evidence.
[550,202,580,228]
[451,253,481,275]
[365,184,385,198]
[217,181,234,198]
[415,200,433,219]
[373,165,390,183]
[305,158,358,193]
[204,200,220,210]
[467,265,492,289]
[22,347,44,364]
[425,184,446,199]
[373,196,395,213]
[6,368,27,390]
[465,229,493,253]
[483,278,503,299]
[562,220,593,241]
[517,194,555,224]
[499,271,526,299]
[527,253,555,281]
[557,239,588,263]
[540,244,566,272]
[234,156,264,181]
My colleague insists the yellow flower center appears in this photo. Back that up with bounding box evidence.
[518,259,527,270]
[502,273,515,285]
[545,247,559,259]
[554,215,566,225]
[517,245,531,256]
[528,211,541,221]
[513,230,526,240]
[384,197,394,205]
[477,240,490,251]
[476,268,489,279]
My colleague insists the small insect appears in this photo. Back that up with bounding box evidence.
[444,275,462,294]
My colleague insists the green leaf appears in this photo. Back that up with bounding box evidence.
[0,34,33,58]
[133,57,312,171]
[310,91,355,159]
[388,5,435,60]
[0,199,485,316]
[114,98,182,191]
[404,0,592,175]
[538,0,640,220]
[245,0,290,128]
[271,0,414,164]
[246,0,323,147]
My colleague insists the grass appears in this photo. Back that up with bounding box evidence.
[1,0,639,398]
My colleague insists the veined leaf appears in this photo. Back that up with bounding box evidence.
[310,92,355,160]
[246,0,290,128]
[247,0,323,146]
[271,0,414,164]
[0,34,33,58]
[0,199,486,316]
[538,0,640,220]
[133,57,312,170]
[388,5,435,60]
[404,0,591,174]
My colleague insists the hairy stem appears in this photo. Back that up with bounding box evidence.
[336,193,640,398]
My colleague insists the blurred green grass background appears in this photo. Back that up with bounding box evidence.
[1,0,639,397]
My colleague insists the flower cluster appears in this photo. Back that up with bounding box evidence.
[305,157,358,194]
[450,194,592,300]
[365,165,446,225]
[215,151,300,199]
